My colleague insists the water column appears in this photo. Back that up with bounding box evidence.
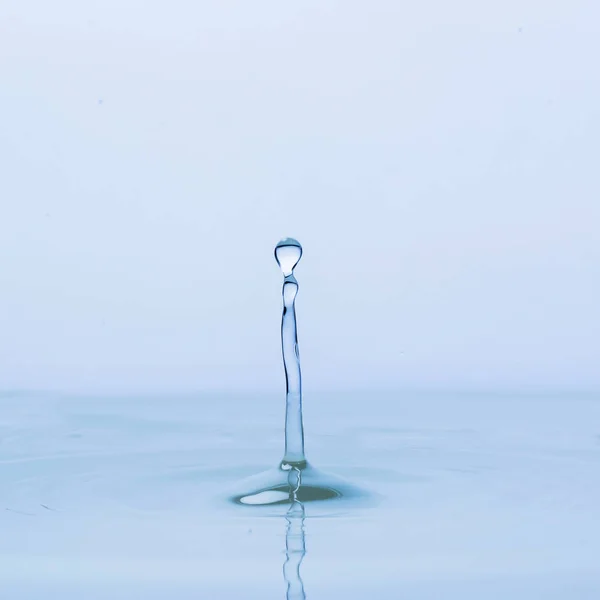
[274,238,306,469]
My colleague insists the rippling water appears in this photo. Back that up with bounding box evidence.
[1,391,599,598]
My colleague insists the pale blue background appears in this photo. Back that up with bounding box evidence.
[2,5,600,597]
[1,0,599,394]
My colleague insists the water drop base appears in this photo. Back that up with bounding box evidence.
[229,462,364,507]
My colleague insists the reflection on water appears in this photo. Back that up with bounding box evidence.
[284,499,307,600]
[283,467,307,600]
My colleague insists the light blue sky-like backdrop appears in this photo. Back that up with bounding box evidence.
[1,0,599,393]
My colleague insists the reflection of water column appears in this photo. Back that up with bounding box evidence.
[275,238,306,468]
[283,468,307,600]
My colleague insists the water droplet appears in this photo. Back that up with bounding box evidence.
[275,237,302,277]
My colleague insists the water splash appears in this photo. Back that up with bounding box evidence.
[228,237,366,508]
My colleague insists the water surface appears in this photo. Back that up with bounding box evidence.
[1,391,599,598]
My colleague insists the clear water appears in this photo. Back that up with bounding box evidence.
[230,238,365,508]
[1,390,600,598]
[274,237,305,467]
